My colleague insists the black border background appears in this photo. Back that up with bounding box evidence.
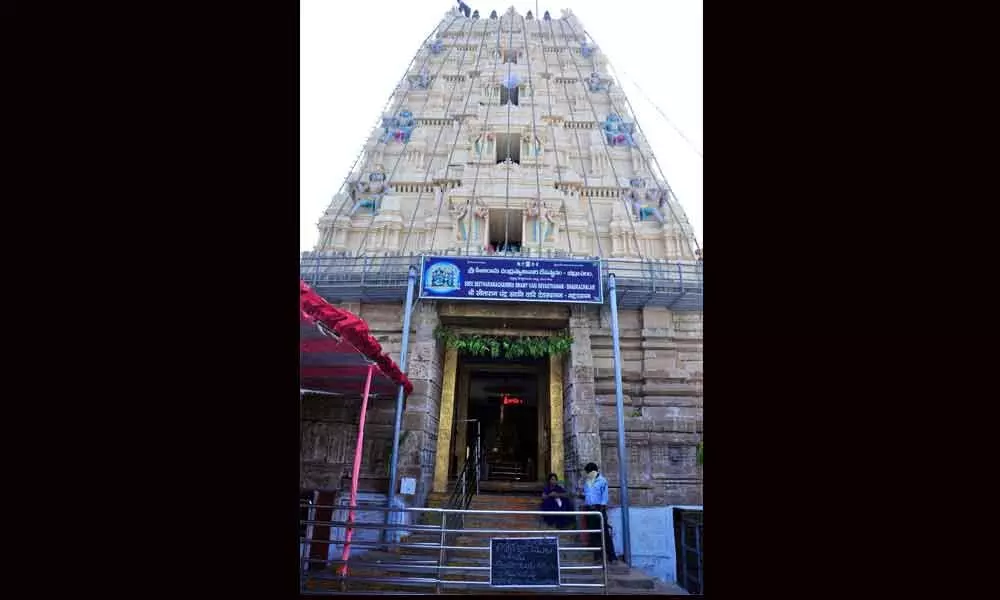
[9,0,990,596]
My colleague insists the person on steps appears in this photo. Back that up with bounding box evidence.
[577,462,618,564]
[540,473,574,528]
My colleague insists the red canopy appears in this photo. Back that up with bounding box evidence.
[300,280,413,397]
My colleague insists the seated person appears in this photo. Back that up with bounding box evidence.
[540,473,575,528]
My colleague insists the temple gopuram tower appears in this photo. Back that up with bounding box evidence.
[301,5,702,587]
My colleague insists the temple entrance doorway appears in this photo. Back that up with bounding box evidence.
[448,356,551,488]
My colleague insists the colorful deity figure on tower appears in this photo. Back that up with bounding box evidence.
[587,72,610,93]
[382,109,417,143]
[409,66,431,90]
[429,37,444,54]
[623,177,666,224]
[581,40,595,59]
[527,200,557,242]
[349,164,389,217]
[603,113,636,147]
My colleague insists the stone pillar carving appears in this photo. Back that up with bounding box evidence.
[548,354,565,479]
[400,302,443,507]
[432,347,458,493]
[563,304,600,490]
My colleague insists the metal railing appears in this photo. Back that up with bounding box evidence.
[300,505,610,594]
[300,252,703,310]
[445,453,479,528]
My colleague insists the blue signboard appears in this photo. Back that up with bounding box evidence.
[418,256,603,304]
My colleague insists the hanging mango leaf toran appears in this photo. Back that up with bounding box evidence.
[434,327,573,359]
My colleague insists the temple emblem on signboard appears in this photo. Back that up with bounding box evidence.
[424,261,462,294]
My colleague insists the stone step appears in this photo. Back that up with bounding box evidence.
[335,494,644,594]
[305,557,673,595]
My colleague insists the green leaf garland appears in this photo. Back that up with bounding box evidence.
[434,326,573,359]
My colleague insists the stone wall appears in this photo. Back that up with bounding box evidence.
[300,394,398,491]
[579,306,703,506]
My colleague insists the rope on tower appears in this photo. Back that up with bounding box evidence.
[320,13,462,253]
[532,17,573,256]
[544,19,615,260]
[545,18,604,258]
[573,24,701,256]
[520,13,551,257]
[502,13,515,254]
[427,16,494,252]
[396,14,487,256]
[618,69,703,159]
[556,18,644,261]
[355,19,465,255]
[463,19,507,257]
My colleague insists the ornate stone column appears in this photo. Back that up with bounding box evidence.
[562,304,601,489]
[432,347,458,493]
[399,303,443,507]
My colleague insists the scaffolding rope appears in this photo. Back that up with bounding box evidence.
[532,19,574,256]
[320,14,461,252]
[572,24,701,256]
[463,20,506,257]
[355,18,464,255]
[618,69,703,159]
[547,20,623,260]
[520,14,549,256]
[545,20,604,258]
[556,18,643,261]
[427,16,493,253]
[397,16,487,255]
[502,13,514,254]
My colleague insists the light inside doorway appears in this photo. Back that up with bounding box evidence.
[469,371,538,482]
[450,355,551,486]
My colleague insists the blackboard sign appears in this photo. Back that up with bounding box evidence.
[489,537,561,588]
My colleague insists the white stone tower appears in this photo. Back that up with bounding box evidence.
[314,6,699,262]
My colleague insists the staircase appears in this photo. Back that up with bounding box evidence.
[486,459,525,481]
[301,491,687,594]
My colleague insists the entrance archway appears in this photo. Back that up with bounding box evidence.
[433,350,564,493]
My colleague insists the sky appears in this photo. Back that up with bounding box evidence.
[299,0,703,252]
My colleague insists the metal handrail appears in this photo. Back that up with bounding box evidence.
[300,504,610,595]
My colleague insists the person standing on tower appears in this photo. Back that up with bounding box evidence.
[577,462,618,564]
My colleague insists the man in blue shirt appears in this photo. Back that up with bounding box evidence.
[577,462,618,564]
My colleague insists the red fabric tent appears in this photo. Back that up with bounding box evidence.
[299,280,412,397]
[300,280,412,572]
